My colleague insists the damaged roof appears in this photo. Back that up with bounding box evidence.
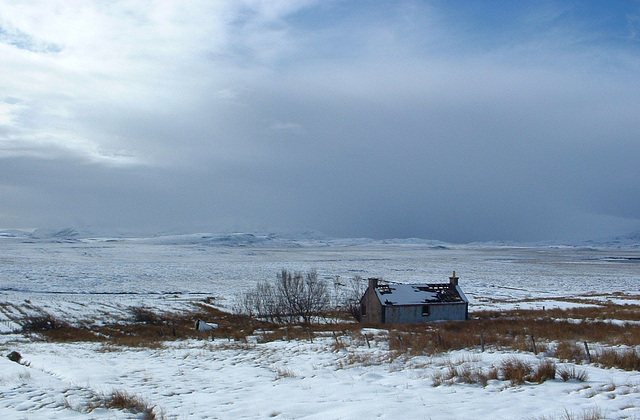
[374,283,468,306]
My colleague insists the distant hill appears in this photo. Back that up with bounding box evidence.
[583,231,640,248]
[2,226,638,248]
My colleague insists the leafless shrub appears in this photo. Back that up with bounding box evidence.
[21,314,70,332]
[500,357,532,385]
[557,365,588,382]
[340,275,367,321]
[236,269,330,324]
[129,307,163,325]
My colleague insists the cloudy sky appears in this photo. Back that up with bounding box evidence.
[1,1,639,242]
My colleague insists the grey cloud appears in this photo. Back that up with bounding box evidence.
[1,1,639,242]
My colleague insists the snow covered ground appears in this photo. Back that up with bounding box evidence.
[3,334,640,419]
[1,236,639,419]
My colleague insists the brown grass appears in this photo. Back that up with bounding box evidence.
[274,367,297,380]
[557,365,589,382]
[14,299,640,365]
[555,341,585,363]
[456,365,491,387]
[593,348,640,371]
[500,357,532,385]
[384,303,640,359]
[22,303,274,348]
[21,301,363,349]
[529,359,557,383]
[88,390,156,419]
[129,307,164,325]
[21,314,70,332]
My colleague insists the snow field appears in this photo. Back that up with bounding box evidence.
[3,334,640,419]
[1,241,639,418]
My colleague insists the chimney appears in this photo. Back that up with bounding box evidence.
[368,278,379,290]
[449,271,459,286]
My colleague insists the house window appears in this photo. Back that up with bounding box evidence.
[362,304,367,316]
[422,305,430,316]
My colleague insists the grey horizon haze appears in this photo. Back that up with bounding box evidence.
[1,1,640,243]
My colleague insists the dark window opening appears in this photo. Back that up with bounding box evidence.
[362,304,367,316]
[422,305,430,316]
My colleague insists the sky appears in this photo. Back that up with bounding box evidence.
[1,0,639,243]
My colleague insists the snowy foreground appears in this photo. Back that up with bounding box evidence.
[1,237,640,419]
[3,335,640,419]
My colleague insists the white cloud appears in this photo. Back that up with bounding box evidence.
[0,0,320,165]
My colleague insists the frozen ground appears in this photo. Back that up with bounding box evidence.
[1,236,639,419]
[3,336,640,420]
[1,237,639,317]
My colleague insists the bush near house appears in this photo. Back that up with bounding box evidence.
[235,269,331,323]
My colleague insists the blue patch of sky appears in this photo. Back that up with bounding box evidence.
[431,1,640,48]
[286,1,640,54]
[281,0,454,60]
[0,24,62,53]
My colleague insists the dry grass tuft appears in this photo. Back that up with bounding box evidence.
[562,406,603,420]
[593,348,640,371]
[336,352,386,369]
[529,359,557,384]
[88,390,157,419]
[500,357,532,385]
[456,365,491,387]
[529,406,604,420]
[557,365,589,382]
[430,365,456,387]
[274,367,297,380]
[555,341,585,363]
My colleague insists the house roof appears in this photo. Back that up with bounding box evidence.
[374,283,468,306]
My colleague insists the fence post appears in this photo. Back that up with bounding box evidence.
[584,341,591,363]
[480,332,485,352]
[531,334,537,355]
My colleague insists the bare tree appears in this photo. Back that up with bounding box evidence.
[237,269,330,324]
[342,275,366,321]
[299,270,329,323]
